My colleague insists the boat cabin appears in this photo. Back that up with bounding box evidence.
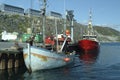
[82,35,97,41]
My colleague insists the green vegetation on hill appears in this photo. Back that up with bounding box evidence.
[93,26,120,42]
[94,26,120,36]
[0,12,120,42]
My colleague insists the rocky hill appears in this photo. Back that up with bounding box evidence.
[94,26,120,42]
[0,12,120,42]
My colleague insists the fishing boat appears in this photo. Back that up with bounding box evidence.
[78,10,99,52]
[23,43,74,72]
[23,0,75,72]
[23,32,75,72]
[23,30,75,72]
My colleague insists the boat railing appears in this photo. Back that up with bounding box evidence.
[58,35,68,53]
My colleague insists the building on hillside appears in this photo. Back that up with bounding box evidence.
[0,3,24,15]
[25,8,41,17]
[47,11,62,19]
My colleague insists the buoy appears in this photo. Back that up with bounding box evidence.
[64,58,70,62]
[65,30,70,36]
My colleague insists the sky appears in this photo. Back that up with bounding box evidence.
[0,0,120,30]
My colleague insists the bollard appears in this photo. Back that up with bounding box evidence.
[0,59,6,69]
[14,54,19,68]
[7,54,14,69]
[14,60,19,68]
[0,53,8,70]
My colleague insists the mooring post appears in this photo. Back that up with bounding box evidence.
[7,53,14,69]
[14,53,19,68]
[0,53,7,69]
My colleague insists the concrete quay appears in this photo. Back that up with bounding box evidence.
[0,42,26,70]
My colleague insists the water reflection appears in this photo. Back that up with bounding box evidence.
[79,49,99,64]
[23,67,74,80]
[0,67,26,80]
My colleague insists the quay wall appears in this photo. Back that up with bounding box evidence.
[0,42,27,70]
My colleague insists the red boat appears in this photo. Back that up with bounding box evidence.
[78,35,99,51]
[78,9,99,52]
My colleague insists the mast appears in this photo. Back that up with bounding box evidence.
[31,0,35,34]
[63,0,66,35]
[66,10,74,43]
[71,15,74,43]
[41,0,46,45]
[88,9,94,35]
[55,19,58,52]
[27,0,33,73]
[88,9,92,29]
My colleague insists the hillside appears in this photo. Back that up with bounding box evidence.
[94,26,120,42]
[0,12,120,42]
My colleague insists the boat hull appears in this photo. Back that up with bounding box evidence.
[78,39,99,52]
[23,46,74,72]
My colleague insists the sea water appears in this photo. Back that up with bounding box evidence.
[0,42,120,80]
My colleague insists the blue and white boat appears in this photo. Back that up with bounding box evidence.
[23,0,75,72]
[23,44,75,72]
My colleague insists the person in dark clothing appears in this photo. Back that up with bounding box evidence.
[26,35,35,46]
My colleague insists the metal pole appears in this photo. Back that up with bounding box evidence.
[63,0,66,35]
[42,0,46,45]
[27,43,31,72]
[55,19,58,52]
[71,18,74,43]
